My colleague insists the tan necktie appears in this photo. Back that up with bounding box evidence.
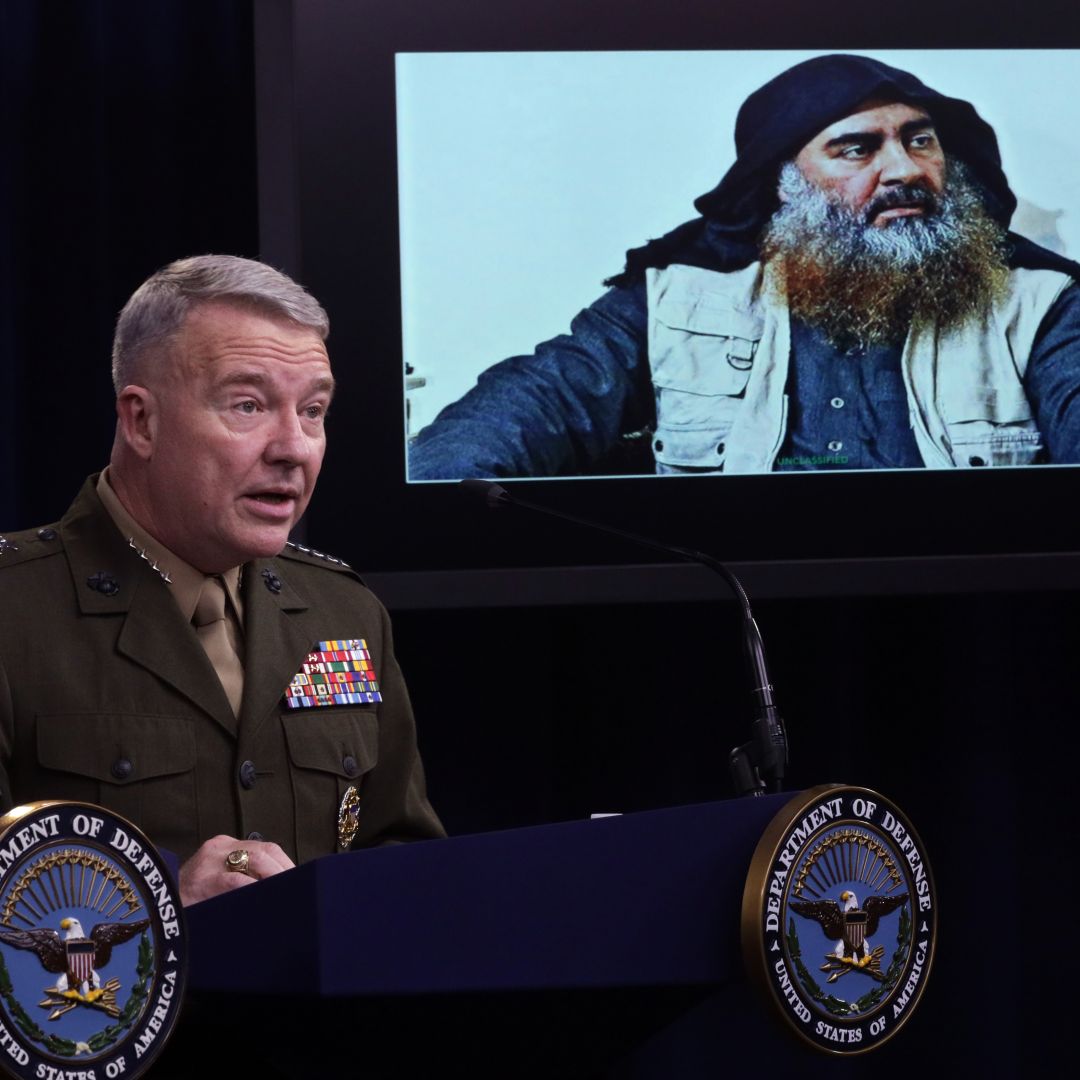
[193,576,244,716]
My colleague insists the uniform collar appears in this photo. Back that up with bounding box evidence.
[96,468,243,624]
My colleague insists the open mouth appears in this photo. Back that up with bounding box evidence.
[243,491,299,517]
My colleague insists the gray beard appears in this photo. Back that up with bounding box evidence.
[760,160,1009,347]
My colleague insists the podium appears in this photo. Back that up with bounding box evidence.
[182,795,896,1077]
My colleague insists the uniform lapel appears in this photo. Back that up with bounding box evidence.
[116,575,239,735]
[62,477,239,736]
[239,558,319,739]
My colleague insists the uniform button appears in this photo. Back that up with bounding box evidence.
[37,527,58,541]
[969,455,986,467]
[246,831,265,842]
[827,440,843,453]
[111,758,133,781]
[342,755,359,778]
[830,397,845,409]
[716,442,725,455]
[654,439,664,452]
[239,760,257,789]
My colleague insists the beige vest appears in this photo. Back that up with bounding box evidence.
[645,262,1073,473]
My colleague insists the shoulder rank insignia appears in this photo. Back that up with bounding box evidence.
[284,639,382,708]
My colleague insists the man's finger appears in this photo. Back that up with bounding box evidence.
[254,841,294,874]
[218,870,258,892]
[220,842,293,879]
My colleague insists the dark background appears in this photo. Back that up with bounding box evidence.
[3,1,1073,1073]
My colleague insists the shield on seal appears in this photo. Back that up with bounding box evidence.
[66,938,96,987]
[845,910,868,953]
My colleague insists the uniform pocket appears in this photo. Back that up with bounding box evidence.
[943,390,1043,467]
[650,308,759,469]
[35,713,197,840]
[281,710,379,861]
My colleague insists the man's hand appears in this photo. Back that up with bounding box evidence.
[179,834,295,906]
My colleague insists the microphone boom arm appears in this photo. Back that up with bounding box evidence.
[459,479,788,795]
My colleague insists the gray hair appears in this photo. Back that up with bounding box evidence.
[770,158,993,270]
[111,254,330,391]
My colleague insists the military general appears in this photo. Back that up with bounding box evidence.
[0,255,444,905]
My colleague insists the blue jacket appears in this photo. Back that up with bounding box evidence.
[407,274,1080,479]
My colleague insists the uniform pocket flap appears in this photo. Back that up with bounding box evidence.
[651,350,754,397]
[36,714,196,784]
[282,711,379,777]
[652,424,729,468]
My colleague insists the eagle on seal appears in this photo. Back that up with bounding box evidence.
[790,890,908,964]
[0,915,149,996]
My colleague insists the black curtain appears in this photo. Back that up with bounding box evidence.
[2,0,257,529]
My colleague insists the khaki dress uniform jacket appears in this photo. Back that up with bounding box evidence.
[0,478,444,863]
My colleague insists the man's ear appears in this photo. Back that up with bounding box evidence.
[115,385,158,461]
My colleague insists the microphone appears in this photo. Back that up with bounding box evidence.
[458,479,788,795]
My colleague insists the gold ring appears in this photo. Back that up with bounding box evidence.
[224,849,252,875]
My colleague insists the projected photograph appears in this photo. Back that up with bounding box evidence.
[399,50,1080,481]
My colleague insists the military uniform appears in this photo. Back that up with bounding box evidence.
[0,478,444,863]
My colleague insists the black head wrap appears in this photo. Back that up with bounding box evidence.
[608,54,1079,286]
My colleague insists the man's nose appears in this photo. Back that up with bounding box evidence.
[265,411,315,464]
[877,140,924,186]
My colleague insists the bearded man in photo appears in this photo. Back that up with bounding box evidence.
[409,54,1080,477]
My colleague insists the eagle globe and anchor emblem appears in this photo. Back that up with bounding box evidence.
[742,785,937,1055]
[0,802,185,1080]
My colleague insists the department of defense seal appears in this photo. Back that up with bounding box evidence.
[0,802,186,1079]
[742,785,936,1054]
